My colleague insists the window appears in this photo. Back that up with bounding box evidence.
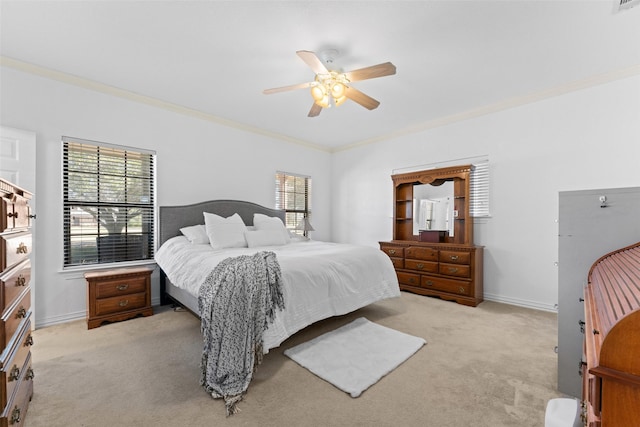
[275,171,311,236]
[62,137,156,267]
[470,159,490,218]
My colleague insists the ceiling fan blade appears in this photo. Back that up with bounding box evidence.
[344,86,380,110]
[263,82,313,94]
[344,62,396,82]
[296,50,329,75]
[308,103,323,117]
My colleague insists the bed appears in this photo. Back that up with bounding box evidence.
[155,199,401,353]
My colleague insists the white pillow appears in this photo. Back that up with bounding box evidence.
[203,212,248,249]
[245,229,287,248]
[180,224,209,244]
[253,213,291,243]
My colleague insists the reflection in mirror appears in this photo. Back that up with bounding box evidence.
[413,181,454,236]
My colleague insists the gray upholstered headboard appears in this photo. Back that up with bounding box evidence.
[158,200,286,248]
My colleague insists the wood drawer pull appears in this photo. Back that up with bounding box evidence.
[10,406,21,424]
[388,249,396,255]
[16,242,28,254]
[116,284,129,291]
[450,255,459,260]
[416,263,424,269]
[16,306,27,319]
[15,275,26,287]
[119,299,129,307]
[8,365,20,382]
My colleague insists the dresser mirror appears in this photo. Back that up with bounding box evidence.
[391,164,473,245]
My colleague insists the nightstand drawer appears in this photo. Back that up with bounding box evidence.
[94,277,147,299]
[95,292,147,317]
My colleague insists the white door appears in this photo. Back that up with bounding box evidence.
[0,126,37,328]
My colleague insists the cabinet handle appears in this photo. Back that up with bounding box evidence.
[10,406,20,424]
[425,280,434,286]
[450,255,459,261]
[16,242,28,254]
[458,286,465,294]
[388,249,396,255]
[7,212,18,218]
[16,306,26,319]
[119,299,129,307]
[578,320,585,334]
[448,267,459,274]
[416,263,424,269]
[15,275,26,287]
[593,329,600,335]
[8,365,20,382]
[578,360,587,377]
[26,367,35,380]
[25,334,34,347]
[117,284,129,291]
[408,278,416,284]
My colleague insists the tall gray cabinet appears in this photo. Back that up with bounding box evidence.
[557,186,640,397]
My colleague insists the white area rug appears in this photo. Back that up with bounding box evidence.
[284,317,426,397]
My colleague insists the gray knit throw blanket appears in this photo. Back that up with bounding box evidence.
[198,251,284,416]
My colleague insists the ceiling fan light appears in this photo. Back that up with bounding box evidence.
[315,95,330,108]
[334,95,347,107]
[331,82,346,98]
[310,85,326,101]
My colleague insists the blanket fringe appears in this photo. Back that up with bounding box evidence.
[225,394,243,416]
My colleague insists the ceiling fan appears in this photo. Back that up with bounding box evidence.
[263,50,396,117]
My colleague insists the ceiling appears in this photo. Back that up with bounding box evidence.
[1,1,639,152]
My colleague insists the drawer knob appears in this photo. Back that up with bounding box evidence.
[450,255,459,261]
[16,306,27,319]
[9,365,20,382]
[10,406,21,424]
[15,275,26,287]
[119,299,129,307]
[416,263,424,269]
[425,280,434,286]
[25,334,34,347]
[117,284,129,291]
[26,367,35,380]
[16,242,28,254]
[389,249,396,255]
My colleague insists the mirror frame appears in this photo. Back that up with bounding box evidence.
[392,164,473,245]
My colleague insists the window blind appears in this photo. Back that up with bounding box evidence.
[62,137,156,267]
[275,171,312,236]
[470,160,490,217]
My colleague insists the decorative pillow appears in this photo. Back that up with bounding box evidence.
[245,229,287,248]
[203,212,248,249]
[253,213,291,243]
[180,224,209,244]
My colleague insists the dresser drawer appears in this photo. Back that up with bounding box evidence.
[1,196,31,234]
[0,290,30,353]
[380,245,404,258]
[439,250,470,265]
[94,276,147,299]
[397,271,420,287]
[0,233,31,273]
[0,260,30,315]
[439,262,471,278]
[404,259,438,273]
[421,276,470,296]
[0,352,33,427]
[405,246,438,261]
[389,257,404,269]
[95,292,147,317]
[0,319,33,409]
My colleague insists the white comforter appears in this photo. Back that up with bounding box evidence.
[155,237,400,352]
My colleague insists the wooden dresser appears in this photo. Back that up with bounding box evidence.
[380,241,483,307]
[0,179,34,427]
[85,267,153,329]
[582,241,640,426]
[380,164,484,307]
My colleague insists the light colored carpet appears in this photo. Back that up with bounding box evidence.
[284,317,426,397]
[28,292,565,426]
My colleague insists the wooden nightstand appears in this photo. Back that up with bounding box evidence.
[85,267,153,329]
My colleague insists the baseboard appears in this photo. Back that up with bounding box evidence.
[483,292,557,313]
[35,296,163,329]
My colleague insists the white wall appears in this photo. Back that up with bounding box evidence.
[1,67,332,326]
[331,74,640,311]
